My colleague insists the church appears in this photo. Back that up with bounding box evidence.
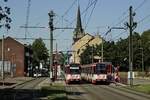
[71,6,102,63]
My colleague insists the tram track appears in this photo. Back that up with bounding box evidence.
[93,84,137,100]
[0,77,46,100]
[13,77,46,100]
[107,85,150,99]
[79,84,104,100]
[66,82,150,100]
[66,83,104,100]
[14,77,45,89]
[96,85,150,100]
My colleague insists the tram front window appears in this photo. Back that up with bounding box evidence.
[95,64,107,74]
[70,69,80,74]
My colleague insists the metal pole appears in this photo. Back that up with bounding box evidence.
[129,6,133,86]
[141,48,144,72]
[11,54,14,77]
[1,35,4,81]
[92,45,94,63]
[74,52,75,63]
[48,11,54,82]
[67,51,69,64]
[101,39,103,62]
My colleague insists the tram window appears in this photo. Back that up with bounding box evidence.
[95,64,107,74]
[70,69,80,74]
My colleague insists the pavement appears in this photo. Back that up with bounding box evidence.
[118,77,150,86]
[0,76,66,89]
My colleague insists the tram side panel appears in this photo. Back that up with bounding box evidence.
[81,62,115,84]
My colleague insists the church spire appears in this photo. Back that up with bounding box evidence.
[73,6,84,43]
[75,6,83,33]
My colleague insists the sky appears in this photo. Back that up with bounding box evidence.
[0,0,150,52]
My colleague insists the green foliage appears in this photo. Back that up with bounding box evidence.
[32,38,49,66]
[59,52,68,65]
[0,0,11,30]
[80,45,93,64]
[79,29,150,71]
[141,30,150,71]
[103,41,116,62]
[41,85,67,100]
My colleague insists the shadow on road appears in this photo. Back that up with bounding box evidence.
[0,87,67,100]
[66,80,111,85]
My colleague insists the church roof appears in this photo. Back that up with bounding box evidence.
[72,33,94,46]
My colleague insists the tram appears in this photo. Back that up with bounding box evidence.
[81,62,116,84]
[65,63,81,84]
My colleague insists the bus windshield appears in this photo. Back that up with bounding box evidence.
[95,64,106,74]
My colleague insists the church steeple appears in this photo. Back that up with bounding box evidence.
[76,6,83,33]
[73,6,84,43]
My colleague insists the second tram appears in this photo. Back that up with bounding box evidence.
[81,62,115,84]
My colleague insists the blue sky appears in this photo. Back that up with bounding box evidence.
[0,0,150,51]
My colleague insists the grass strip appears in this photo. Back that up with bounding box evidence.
[41,84,67,100]
[131,84,150,94]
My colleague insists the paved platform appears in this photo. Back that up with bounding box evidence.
[0,77,34,89]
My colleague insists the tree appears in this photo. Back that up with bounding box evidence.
[79,30,150,72]
[80,45,93,64]
[141,30,150,71]
[59,52,67,65]
[109,37,129,71]
[0,0,11,30]
[32,38,49,67]
[132,32,142,70]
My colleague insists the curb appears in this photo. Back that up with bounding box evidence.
[135,77,150,80]
[115,82,127,86]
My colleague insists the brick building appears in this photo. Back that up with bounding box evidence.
[0,36,33,77]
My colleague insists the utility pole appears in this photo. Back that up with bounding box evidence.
[101,38,103,62]
[1,35,4,82]
[48,11,55,82]
[129,6,133,87]
[25,0,31,39]
[127,6,137,86]
[55,42,58,79]
[141,48,144,72]
[92,45,94,63]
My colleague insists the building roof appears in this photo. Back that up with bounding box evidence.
[73,33,94,46]
[0,36,25,48]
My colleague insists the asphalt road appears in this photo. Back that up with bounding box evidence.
[66,83,150,100]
